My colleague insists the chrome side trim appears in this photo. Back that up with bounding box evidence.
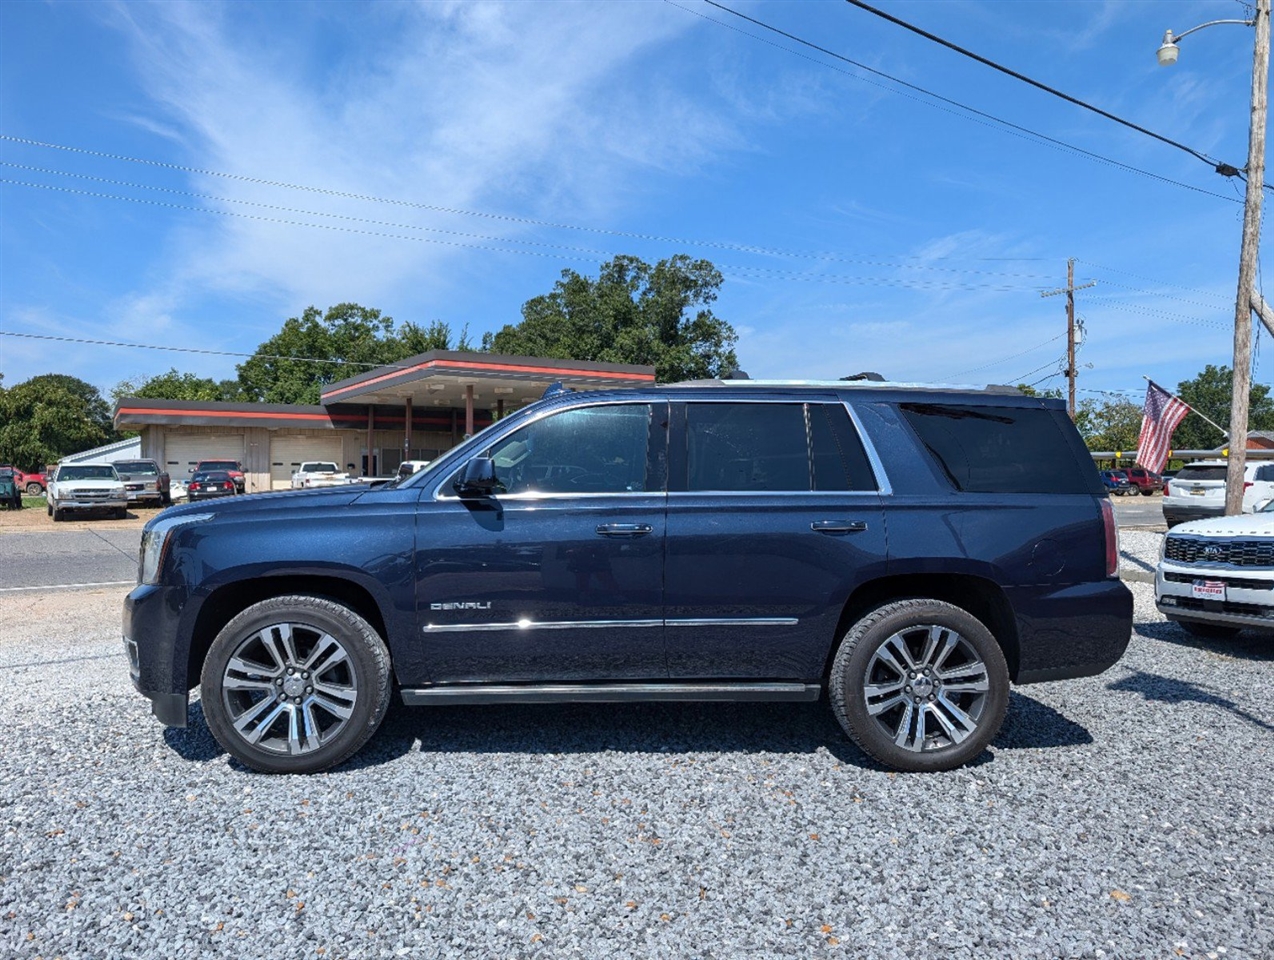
[666,617,798,627]
[422,616,797,634]
[400,682,823,705]
[842,400,893,496]
[424,619,664,633]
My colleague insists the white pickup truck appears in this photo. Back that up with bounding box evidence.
[47,463,128,521]
[290,461,351,489]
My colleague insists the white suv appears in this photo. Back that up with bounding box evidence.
[1162,460,1274,527]
[1155,500,1274,638]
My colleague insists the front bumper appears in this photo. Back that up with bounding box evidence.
[124,583,194,727]
[1155,561,1274,632]
[56,498,127,510]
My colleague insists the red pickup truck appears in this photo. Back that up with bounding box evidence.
[0,465,48,495]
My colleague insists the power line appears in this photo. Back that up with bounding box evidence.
[0,133,1068,266]
[941,333,1064,380]
[0,160,1068,282]
[0,178,1063,293]
[0,330,421,370]
[843,0,1258,184]
[682,1,1241,203]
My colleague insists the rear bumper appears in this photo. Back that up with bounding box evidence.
[1162,501,1224,525]
[1008,579,1134,684]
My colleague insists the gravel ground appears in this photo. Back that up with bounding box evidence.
[2,542,1272,960]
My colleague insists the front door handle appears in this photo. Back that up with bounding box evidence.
[811,520,867,534]
[596,523,654,537]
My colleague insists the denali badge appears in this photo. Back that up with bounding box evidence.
[430,601,493,611]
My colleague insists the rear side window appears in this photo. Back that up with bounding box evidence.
[683,402,876,492]
[899,403,1092,494]
[1176,465,1227,482]
[1255,464,1274,482]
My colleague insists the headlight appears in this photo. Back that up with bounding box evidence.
[138,512,214,585]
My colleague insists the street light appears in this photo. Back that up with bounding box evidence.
[1156,3,1269,516]
[1156,20,1253,66]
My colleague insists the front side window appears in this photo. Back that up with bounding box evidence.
[483,404,652,495]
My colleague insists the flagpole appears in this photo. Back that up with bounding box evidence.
[1141,376,1228,438]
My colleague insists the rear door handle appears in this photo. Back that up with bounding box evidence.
[811,520,867,534]
[596,523,654,537]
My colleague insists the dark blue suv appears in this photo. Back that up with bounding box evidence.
[124,381,1132,773]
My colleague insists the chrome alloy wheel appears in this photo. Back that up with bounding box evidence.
[220,622,358,756]
[862,623,991,753]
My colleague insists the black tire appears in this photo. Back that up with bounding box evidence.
[200,595,393,774]
[1174,619,1241,640]
[161,492,172,506]
[52,505,63,522]
[829,599,1010,772]
[25,482,42,495]
[115,507,128,520]
[1141,488,1155,497]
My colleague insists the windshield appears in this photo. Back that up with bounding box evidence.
[114,461,158,475]
[58,465,118,481]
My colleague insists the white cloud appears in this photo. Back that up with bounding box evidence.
[97,0,755,325]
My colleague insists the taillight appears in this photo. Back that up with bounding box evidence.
[1163,481,1170,496]
[1099,498,1118,578]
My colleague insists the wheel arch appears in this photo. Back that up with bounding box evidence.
[826,573,1021,682]
[185,574,391,693]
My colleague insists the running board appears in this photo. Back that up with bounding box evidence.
[399,682,823,706]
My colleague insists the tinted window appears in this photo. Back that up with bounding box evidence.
[1256,464,1274,482]
[810,404,877,491]
[899,403,1092,494]
[114,461,158,475]
[1176,465,1227,482]
[687,403,809,492]
[484,404,651,495]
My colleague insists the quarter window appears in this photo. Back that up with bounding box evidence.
[483,404,652,495]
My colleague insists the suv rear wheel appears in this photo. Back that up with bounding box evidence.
[200,595,392,774]
[830,599,1009,772]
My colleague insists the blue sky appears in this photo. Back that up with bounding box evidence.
[1,0,1268,404]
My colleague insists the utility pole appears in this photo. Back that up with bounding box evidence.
[1227,0,1270,515]
[1040,259,1096,418]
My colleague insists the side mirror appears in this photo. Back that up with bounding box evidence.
[454,457,498,496]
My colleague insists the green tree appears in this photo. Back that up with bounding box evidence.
[485,254,739,382]
[112,368,230,403]
[1171,364,1274,451]
[0,374,116,470]
[1078,396,1144,453]
[235,304,473,404]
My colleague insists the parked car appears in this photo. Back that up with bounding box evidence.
[1101,470,1133,495]
[186,471,238,501]
[47,463,127,521]
[395,460,433,481]
[0,468,21,509]
[290,461,350,489]
[1121,467,1162,496]
[1162,460,1274,527]
[1155,499,1274,638]
[0,465,48,495]
[125,380,1132,775]
[193,460,245,493]
[113,458,171,506]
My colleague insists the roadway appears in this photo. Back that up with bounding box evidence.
[1,493,1167,592]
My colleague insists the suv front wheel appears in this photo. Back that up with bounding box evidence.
[830,599,1009,772]
[200,595,392,773]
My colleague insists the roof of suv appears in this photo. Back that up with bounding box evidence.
[669,379,1024,396]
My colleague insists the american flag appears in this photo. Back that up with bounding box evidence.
[1135,380,1191,473]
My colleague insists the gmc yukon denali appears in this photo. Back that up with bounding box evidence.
[124,380,1133,773]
